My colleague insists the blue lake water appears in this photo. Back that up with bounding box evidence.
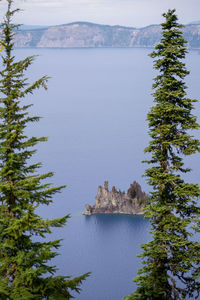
[12,48,200,299]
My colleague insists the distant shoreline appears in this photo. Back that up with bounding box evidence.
[14,22,200,50]
[13,47,200,51]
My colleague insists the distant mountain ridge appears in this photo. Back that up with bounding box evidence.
[14,21,200,49]
[188,21,200,25]
[18,25,49,31]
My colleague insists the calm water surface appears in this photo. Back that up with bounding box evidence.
[13,48,200,299]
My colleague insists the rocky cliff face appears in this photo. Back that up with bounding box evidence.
[83,181,146,215]
[13,22,200,49]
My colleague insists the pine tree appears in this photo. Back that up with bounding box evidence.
[125,9,200,300]
[0,1,89,299]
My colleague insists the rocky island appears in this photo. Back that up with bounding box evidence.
[83,181,147,215]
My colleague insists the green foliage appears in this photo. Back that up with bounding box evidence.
[125,9,200,300]
[129,186,136,199]
[0,1,89,299]
[144,194,151,205]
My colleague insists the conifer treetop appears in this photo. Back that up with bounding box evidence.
[125,9,200,300]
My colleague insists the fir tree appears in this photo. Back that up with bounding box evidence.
[0,1,89,299]
[125,9,200,300]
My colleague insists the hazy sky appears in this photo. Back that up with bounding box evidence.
[0,0,199,27]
